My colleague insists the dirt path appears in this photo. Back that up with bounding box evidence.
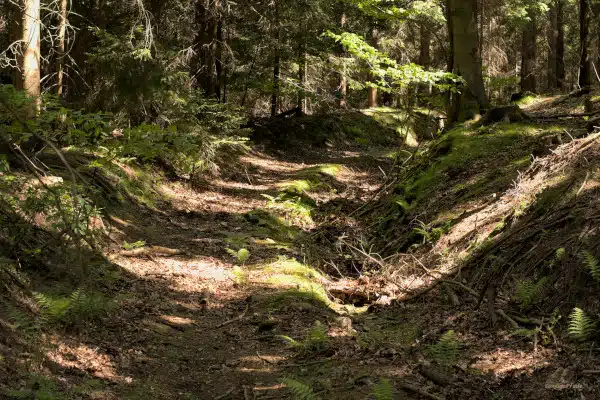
[67,145,393,399]
[11,128,593,399]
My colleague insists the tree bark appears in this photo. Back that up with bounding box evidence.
[547,2,557,90]
[193,0,219,99]
[556,0,565,89]
[57,0,68,97]
[448,0,488,122]
[215,18,224,102]
[297,44,307,115]
[339,11,348,107]
[19,0,41,112]
[271,0,280,117]
[579,0,591,89]
[520,11,537,93]
[367,25,378,108]
[418,22,431,99]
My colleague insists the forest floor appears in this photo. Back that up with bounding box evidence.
[3,103,600,399]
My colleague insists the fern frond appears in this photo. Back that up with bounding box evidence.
[280,378,320,400]
[426,330,460,365]
[583,251,600,282]
[371,378,394,400]
[568,308,596,341]
[278,335,302,349]
[514,277,547,309]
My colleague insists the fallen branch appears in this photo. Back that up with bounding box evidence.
[398,381,444,400]
[214,387,235,400]
[535,109,600,119]
[256,351,275,364]
[497,309,519,329]
[282,359,331,368]
[216,304,249,328]
[442,283,460,306]
[120,246,184,257]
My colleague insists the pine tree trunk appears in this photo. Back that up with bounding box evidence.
[20,0,41,112]
[57,0,68,97]
[271,0,280,117]
[547,2,557,90]
[448,0,487,122]
[579,0,591,89]
[215,18,223,102]
[367,25,378,108]
[297,44,307,115]
[520,12,537,93]
[418,23,431,99]
[556,0,566,89]
[339,11,348,107]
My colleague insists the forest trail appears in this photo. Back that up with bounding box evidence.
[6,103,600,400]
[72,144,395,399]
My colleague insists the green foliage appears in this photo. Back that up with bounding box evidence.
[232,266,249,285]
[279,321,330,354]
[514,277,547,309]
[34,288,115,326]
[426,330,460,365]
[123,240,146,250]
[5,375,64,400]
[582,251,600,282]
[266,257,324,281]
[568,308,596,342]
[263,193,315,225]
[370,379,394,400]
[280,378,321,400]
[326,32,460,92]
[227,248,251,264]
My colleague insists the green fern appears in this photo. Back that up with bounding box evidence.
[3,304,38,335]
[568,308,596,341]
[514,277,547,309]
[582,251,600,282]
[371,378,394,400]
[35,289,114,325]
[280,378,321,400]
[279,321,329,354]
[426,330,460,365]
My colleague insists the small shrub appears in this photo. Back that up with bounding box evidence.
[227,248,250,264]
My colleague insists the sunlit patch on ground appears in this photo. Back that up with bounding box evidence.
[471,348,553,376]
[46,341,133,384]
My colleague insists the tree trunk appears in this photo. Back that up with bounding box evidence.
[520,11,537,93]
[297,45,307,115]
[547,2,557,90]
[20,0,41,112]
[448,0,487,122]
[418,22,431,99]
[193,0,218,99]
[215,18,223,102]
[270,0,280,117]
[579,0,591,89]
[556,0,565,89]
[57,0,68,97]
[367,25,378,108]
[339,11,348,107]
